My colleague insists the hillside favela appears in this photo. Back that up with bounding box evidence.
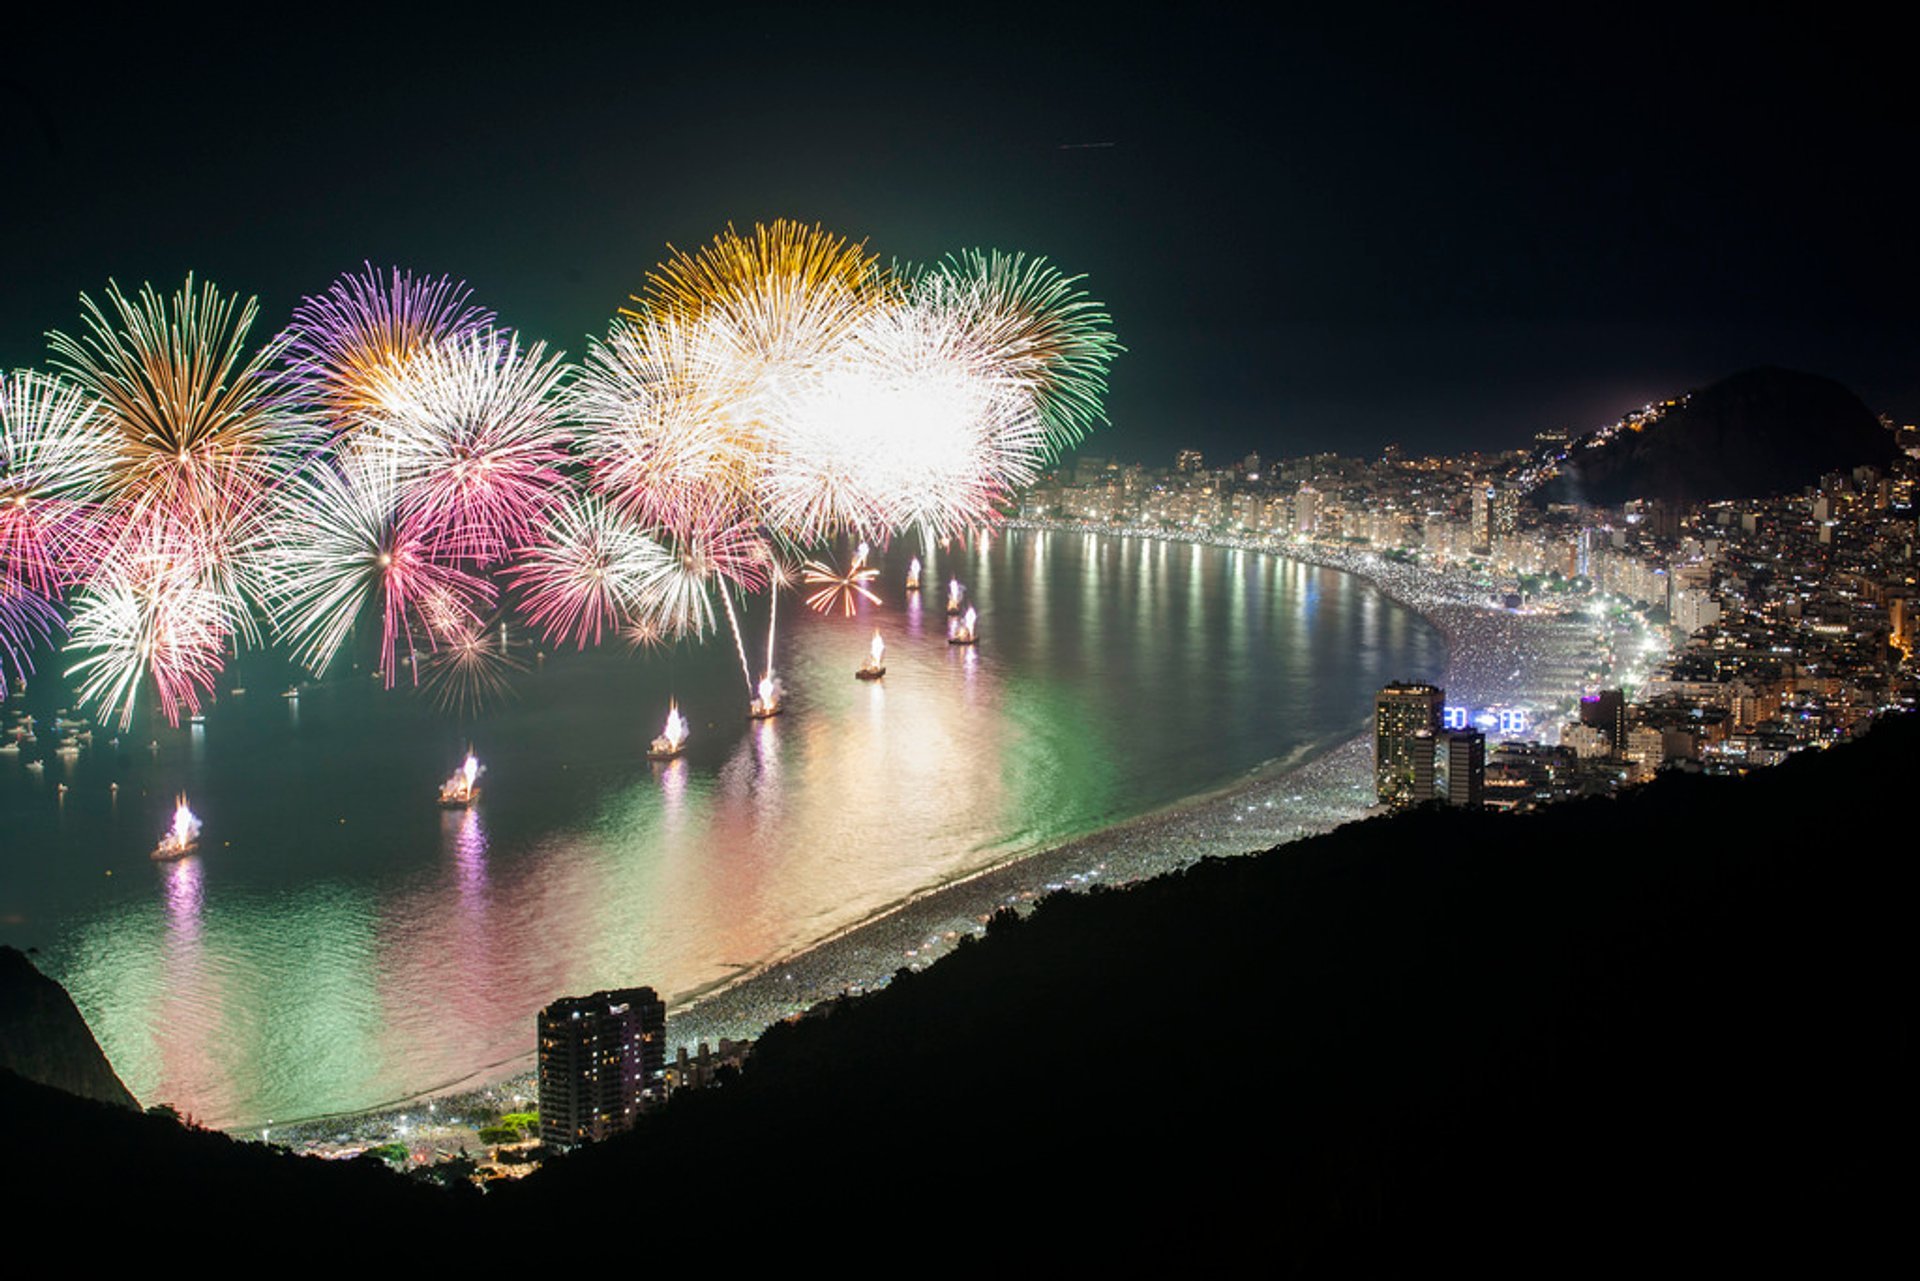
[2,9,1913,1268]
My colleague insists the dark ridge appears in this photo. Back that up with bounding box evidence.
[2,1067,473,1229]
[504,715,1913,1264]
[5,718,1911,1262]
[0,945,138,1110]
[1538,366,1897,507]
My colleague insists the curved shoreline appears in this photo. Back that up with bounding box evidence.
[264,525,1521,1144]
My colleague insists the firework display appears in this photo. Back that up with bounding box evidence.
[0,370,110,676]
[281,264,495,436]
[509,492,669,650]
[421,622,524,715]
[262,452,494,685]
[908,249,1122,456]
[65,534,232,727]
[40,276,300,724]
[802,551,882,617]
[1,222,1116,726]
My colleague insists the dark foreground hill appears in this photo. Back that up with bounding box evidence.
[8,718,1913,1263]
[1538,366,1896,507]
[505,719,1911,1263]
[1,945,137,1109]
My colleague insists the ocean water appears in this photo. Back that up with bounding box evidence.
[0,531,1445,1128]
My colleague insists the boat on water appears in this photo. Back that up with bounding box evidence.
[152,796,201,862]
[649,701,690,759]
[748,675,783,720]
[905,556,922,591]
[946,578,965,615]
[855,630,887,680]
[438,752,483,808]
[948,607,979,646]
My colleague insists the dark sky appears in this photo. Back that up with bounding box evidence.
[3,4,1912,463]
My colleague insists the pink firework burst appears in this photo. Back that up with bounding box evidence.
[360,329,571,566]
[264,454,493,687]
[508,493,674,650]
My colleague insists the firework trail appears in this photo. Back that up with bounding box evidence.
[65,529,231,728]
[621,520,772,693]
[572,311,763,536]
[422,621,524,715]
[47,276,300,569]
[358,328,571,565]
[762,545,801,678]
[802,553,881,616]
[18,227,1117,720]
[280,264,496,441]
[263,452,493,685]
[635,220,888,368]
[0,370,112,675]
[715,577,756,696]
[508,493,672,650]
[909,249,1122,458]
[48,277,298,719]
[765,292,1046,541]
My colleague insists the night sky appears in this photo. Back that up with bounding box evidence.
[3,5,1911,463]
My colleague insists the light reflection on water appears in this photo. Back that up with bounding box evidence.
[0,532,1445,1128]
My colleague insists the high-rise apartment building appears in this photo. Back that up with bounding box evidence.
[538,986,667,1150]
[1411,728,1438,803]
[1294,483,1320,536]
[1376,682,1445,809]
[1580,689,1627,754]
[1446,729,1486,809]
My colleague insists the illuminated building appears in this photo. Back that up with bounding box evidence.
[1889,594,1914,659]
[1411,728,1438,803]
[1445,729,1485,809]
[1624,726,1665,784]
[1294,483,1319,536]
[1580,689,1627,753]
[1376,682,1445,809]
[1491,486,1518,539]
[1563,723,1613,759]
[538,987,667,1149]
